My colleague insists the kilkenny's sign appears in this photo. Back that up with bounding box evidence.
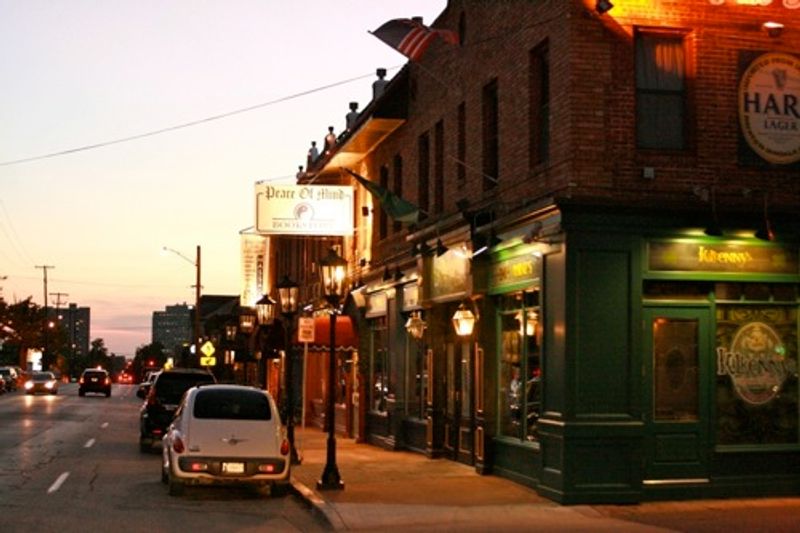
[649,241,798,274]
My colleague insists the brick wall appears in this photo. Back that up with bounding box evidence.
[357,0,799,249]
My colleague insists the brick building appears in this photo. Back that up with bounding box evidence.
[273,0,800,503]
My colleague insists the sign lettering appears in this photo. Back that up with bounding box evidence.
[716,322,796,405]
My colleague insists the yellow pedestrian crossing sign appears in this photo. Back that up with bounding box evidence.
[201,341,215,357]
[200,341,216,366]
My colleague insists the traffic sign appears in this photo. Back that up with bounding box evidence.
[200,356,216,367]
[200,341,216,357]
[298,317,315,343]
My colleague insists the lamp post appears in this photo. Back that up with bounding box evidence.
[277,274,300,464]
[255,294,276,389]
[163,245,202,363]
[317,248,348,490]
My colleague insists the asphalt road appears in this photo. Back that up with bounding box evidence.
[0,382,328,533]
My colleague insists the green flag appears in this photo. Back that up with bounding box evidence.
[343,167,421,224]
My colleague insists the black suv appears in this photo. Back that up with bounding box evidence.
[79,368,111,397]
[139,368,216,452]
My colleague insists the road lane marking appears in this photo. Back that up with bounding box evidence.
[84,438,95,448]
[48,472,69,494]
[100,422,109,429]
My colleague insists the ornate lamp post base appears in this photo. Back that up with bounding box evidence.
[317,447,345,490]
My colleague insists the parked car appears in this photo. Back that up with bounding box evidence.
[161,384,291,497]
[79,368,112,397]
[24,371,59,395]
[139,368,216,453]
[0,366,18,391]
[136,371,158,398]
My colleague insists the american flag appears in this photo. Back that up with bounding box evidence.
[370,19,458,61]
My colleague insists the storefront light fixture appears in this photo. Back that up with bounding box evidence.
[596,0,614,15]
[755,192,775,242]
[452,302,477,337]
[762,21,784,38]
[405,311,427,339]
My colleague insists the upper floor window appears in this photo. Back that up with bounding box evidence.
[392,155,403,233]
[482,78,499,191]
[457,102,466,187]
[434,120,445,214]
[379,165,389,240]
[418,132,430,219]
[635,31,687,150]
[529,40,549,167]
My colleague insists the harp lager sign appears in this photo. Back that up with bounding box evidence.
[738,52,800,165]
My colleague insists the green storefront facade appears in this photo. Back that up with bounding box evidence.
[477,205,800,503]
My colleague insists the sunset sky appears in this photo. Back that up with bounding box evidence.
[0,0,447,357]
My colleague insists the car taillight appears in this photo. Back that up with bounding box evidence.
[258,464,276,473]
[280,439,290,456]
[172,437,185,454]
[189,462,208,472]
[104,377,110,385]
[79,377,84,384]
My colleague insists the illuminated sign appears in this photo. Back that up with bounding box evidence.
[739,52,800,165]
[648,241,798,274]
[255,183,354,236]
[240,231,268,307]
[490,253,541,293]
[717,321,796,405]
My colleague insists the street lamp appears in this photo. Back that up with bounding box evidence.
[277,274,300,464]
[255,294,276,389]
[162,245,202,362]
[317,248,348,490]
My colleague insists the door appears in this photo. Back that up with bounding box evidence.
[443,341,474,464]
[643,307,710,484]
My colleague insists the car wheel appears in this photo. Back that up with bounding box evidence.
[79,390,85,397]
[105,391,111,397]
[271,481,290,497]
[167,471,184,496]
[139,438,151,454]
[161,463,168,484]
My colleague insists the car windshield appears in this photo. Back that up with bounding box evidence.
[193,389,272,421]
[84,371,106,379]
[33,372,53,380]
[156,373,215,403]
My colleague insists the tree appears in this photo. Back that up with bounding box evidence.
[87,338,110,369]
[132,341,165,380]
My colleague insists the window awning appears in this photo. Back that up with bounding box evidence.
[295,315,358,353]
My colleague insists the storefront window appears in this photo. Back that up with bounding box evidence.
[369,317,389,413]
[498,290,541,442]
[715,304,798,446]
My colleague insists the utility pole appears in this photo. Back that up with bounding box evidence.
[0,275,7,299]
[35,265,55,371]
[194,245,202,357]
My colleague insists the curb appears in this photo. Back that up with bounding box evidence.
[290,476,345,530]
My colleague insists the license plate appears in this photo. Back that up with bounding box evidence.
[222,462,245,474]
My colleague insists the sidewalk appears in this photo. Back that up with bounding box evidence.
[287,426,672,532]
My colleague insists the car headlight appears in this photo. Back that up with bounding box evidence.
[45,381,55,389]
[24,381,34,390]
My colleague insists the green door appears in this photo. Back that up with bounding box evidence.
[643,307,710,484]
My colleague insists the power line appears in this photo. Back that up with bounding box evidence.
[0,68,399,168]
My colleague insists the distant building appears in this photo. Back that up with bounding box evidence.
[55,303,90,359]
[152,303,192,355]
